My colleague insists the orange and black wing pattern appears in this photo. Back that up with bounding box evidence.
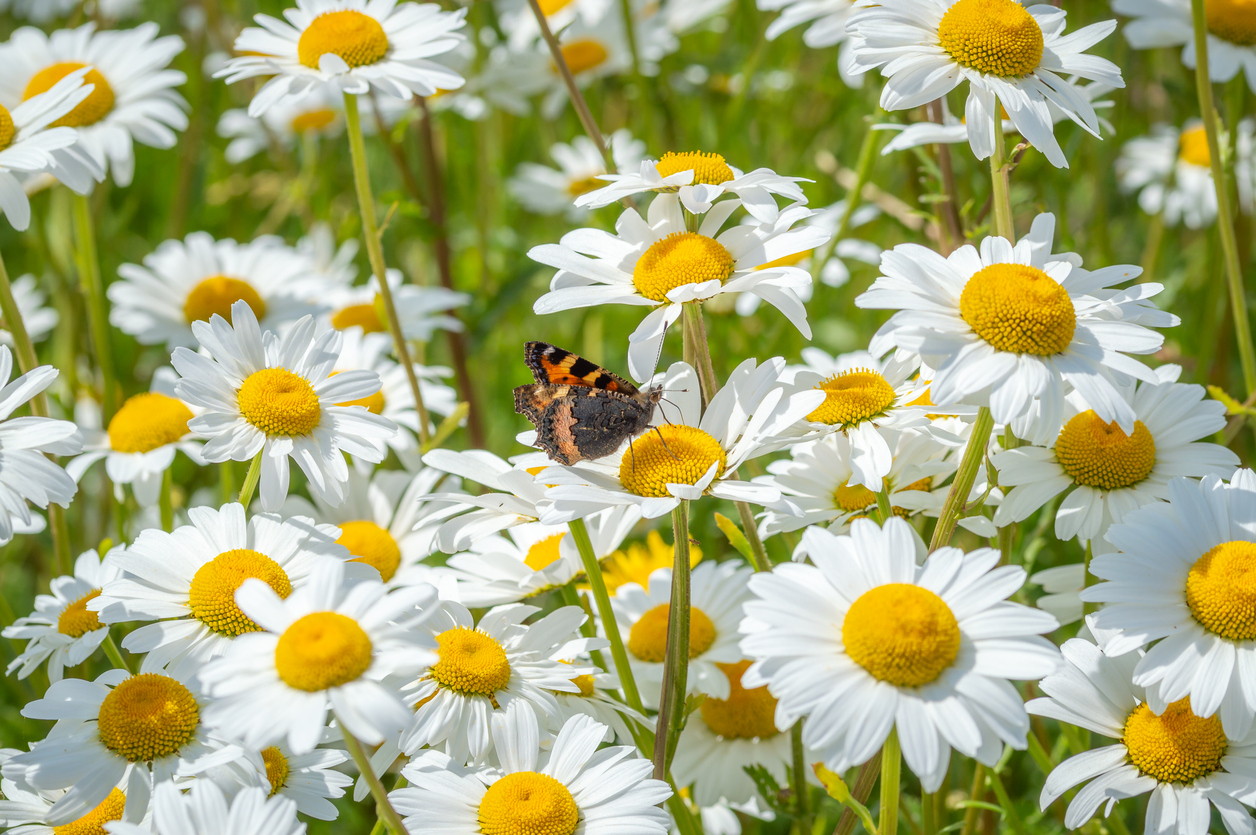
[522,342,639,395]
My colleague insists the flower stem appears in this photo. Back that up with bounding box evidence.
[72,193,118,420]
[922,791,938,835]
[735,499,772,572]
[812,116,883,286]
[929,407,993,551]
[1190,0,1256,396]
[682,303,719,406]
[986,768,1027,835]
[340,719,410,835]
[237,451,262,508]
[879,728,901,835]
[791,719,811,832]
[960,765,986,835]
[343,92,432,447]
[990,119,1014,241]
[653,500,692,781]
[876,487,894,524]
[159,467,174,532]
[833,757,882,835]
[102,632,130,673]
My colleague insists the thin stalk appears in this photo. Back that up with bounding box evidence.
[616,0,656,143]
[559,580,608,672]
[1139,211,1165,280]
[928,99,965,253]
[72,193,118,420]
[929,407,994,551]
[989,119,1014,241]
[986,769,1027,835]
[1190,0,1256,395]
[833,758,882,835]
[343,92,432,447]
[102,633,130,673]
[812,119,882,286]
[791,720,810,832]
[922,791,937,835]
[653,500,692,781]
[683,304,719,405]
[960,765,986,835]
[876,487,894,524]
[340,719,410,835]
[237,451,262,509]
[879,728,901,835]
[159,467,174,532]
[735,499,772,572]
[1082,540,1096,618]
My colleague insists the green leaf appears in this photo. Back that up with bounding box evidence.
[714,513,755,561]
[813,764,877,834]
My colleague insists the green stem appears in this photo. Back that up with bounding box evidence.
[102,633,130,673]
[1190,0,1256,396]
[876,487,894,524]
[990,119,1014,241]
[1082,540,1096,619]
[960,765,986,835]
[653,500,692,780]
[682,303,719,406]
[791,720,810,832]
[833,758,882,835]
[72,193,118,420]
[986,769,1027,835]
[735,498,772,572]
[929,407,994,551]
[343,92,432,446]
[812,119,882,286]
[237,451,262,508]
[922,791,937,835]
[159,467,174,532]
[559,580,608,672]
[879,728,901,835]
[340,719,410,835]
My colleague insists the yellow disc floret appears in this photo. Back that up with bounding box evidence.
[834,479,877,513]
[557,39,608,75]
[1123,699,1227,784]
[331,301,386,334]
[52,787,126,835]
[1054,412,1156,491]
[184,276,267,325]
[97,674,199,763]
[430,627,512,697]
[478,772,580,835]
[107,392,194,454]
[188,549,292,636]
[330,371,386,415]
[937,0,1045,78]
[0,104,14,151]
[699,659,780,739]
[262,747,290,796]
[1178,125,1213,169]
[959,263,1076,355]
[24,63,115,127]
[619,425,727,498]
[807,368,896,427]
[276,612,373,691]
[298,10,389,69]
[238,368,322,436]
[58,589,103,638]
[1206,0,1256,46]
[338,520,402,582]
[655,151,736,185]
[1186,541,1256,641]
[290,108,336,134]
[628,603,716,663]
[843,584,961,688]
[632,232,736,303]
[525,533,566,571]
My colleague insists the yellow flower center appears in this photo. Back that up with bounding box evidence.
[97,674,199,763]
[699,659,779,739]
[628,603,716,663]
[555,659,597,697]
[298,10,389,70]
[330,371,386,415]
[262,747,290,796]
[107,392,194,454]
[598,531,702,593]
[557,39,608,75]
[478,772,579,835]
[290,108,336,134]
[834,479,877,513]
[655,151,736,185]
[1186,541,1256,641]
[1179,125,1213,168]
[24,63,115,128]
[52,788,126,835]
[807,368,896,427]
[188,549,292,637]
[1206,0,1256,46]
[183,276,267,326]
[331,297,386,333]
[1054,412,1156,491]
[0,104,14,151]
[275,612,374,691]
[58,588,103,637]
[1123,699,1227,784]
[238,368,322,436]
[937,0,1045,78]
[632,232,736,303]
[959,263,1076,355]
[567,176,604,197]
[337,520,402,582]
[430,627,512,697]
[618,425,727,498]
[525,533,566,571]
[843,584,961,688]
[756,250,811,270]
[540,0,576,14]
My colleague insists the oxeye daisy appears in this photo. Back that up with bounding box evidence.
[106,780,306,835]
[757,0,862,85]
[217,0,468,116]
[2,274,58,347]
[549,663,650,744]
[1114,0,1256,92]
[172,301,397,512]
[1084,471,1256,738]
[3,547,122,682]
[391,702,671,835]
[509,130,644,220]
[857,213,1177,445]
[739,517,1060,792]
[199,558,439,754]
[0,751,143,835]
[217,85,344,164]
[595,529,704,594]
[1029,637,1256,835]
[422,449,552,552]
[0,23,189,187]
[992,365,1238,550]
[610,559,753,708]
[240,741,352,821]
[1116,121,1241,230]
[323,270,470,343]
[846,0,1123,169]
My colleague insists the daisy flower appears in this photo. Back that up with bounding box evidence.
[0,23,188,186]
[550,664,650,744]
[3,547,122,682]
[217,0,467,116]
[92,502,362,679]
[391,701,670,835]
[106,780,305,835]
[109,232,325,352]
[992,364,1238,549]
[539,360,825,522]
[1114,0,1256,92]
[846,0,1122,169]
[531,199,829,382]
[422,449,552,551]
[611,559,753,707]
[172,301,397,511]
[241,742,352,821]
[740,517,1061,792]
[217,84,343,165]
[857,212,1177,445]
[0,751,143,835]
[324,269,470,343]
[1,274,57,347]
[509,129,645,220]
[200,558,439,754]
[1116,121,1238,229]
[758,0,863,85]
[596,529,703,594]
[1030,637,1256,835]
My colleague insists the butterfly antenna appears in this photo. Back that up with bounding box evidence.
[653,426,682,462]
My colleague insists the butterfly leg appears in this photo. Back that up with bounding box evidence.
[653,426,681,461]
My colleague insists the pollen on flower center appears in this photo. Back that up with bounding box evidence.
[525,533,566,571]
[338,520,402,582]
[1186,541,1256,641]
[52,787,126,835]
[478,771,580,835]
[1178,125,1213,168]
[331,371,386,415]
[298,10,389,70]
[183,275,267,325]
[331,299,386,334]
[1123,699,1227,784]
[699,659,780,739]
[24,63,115,127]
[97,674,199,763]
[107,392,194,454]
[430,626,512,697]
[807,368,896,427]
[655,151,736,185]
[275,612,374,692]
[261,747,290,796]
[557,39,609,75]
[632,232,736,303]
[1206,0,1256,46]
[188,549,292,637]
[628,603,716,663]
[937,0,1045,78]
[843,584,961,688]
[58,588,103,637]
[0,104,14,151]
[1054,412,1156,491]
[290,108,336,134]
[238,368,322,436]
[834,479,877,513]
[618,425,727,498]
[959,263,1076,355]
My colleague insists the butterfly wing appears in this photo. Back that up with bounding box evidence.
[523,342,640,395]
